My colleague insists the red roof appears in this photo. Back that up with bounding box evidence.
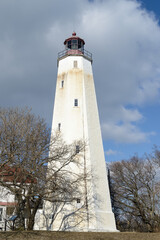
[0,165,37,184]
[64,32,85,45]
[0,202,17,206]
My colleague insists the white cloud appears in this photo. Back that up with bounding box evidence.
[105,149,118,156]
[102,122,155,143]
[102,106,143,123]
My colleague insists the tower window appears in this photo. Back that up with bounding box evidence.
[73,60,78,68]
[76,145,80,154]
[61,80,64,88]
[77,199,81,204]
[74,99,78,107]
[58,123,61,131]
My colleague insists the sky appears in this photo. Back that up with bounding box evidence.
[0,0,160,162]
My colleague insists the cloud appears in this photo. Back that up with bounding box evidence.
[0,0,160,144]
[105,149,118,156]
[102,122,155,143]
[79,0,160,143]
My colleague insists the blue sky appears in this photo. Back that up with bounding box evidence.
[141,0,160,17]
[0,0,160,162]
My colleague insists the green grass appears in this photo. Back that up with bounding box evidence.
[0,231,159,240]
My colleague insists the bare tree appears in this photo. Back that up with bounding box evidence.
[109,155,160,232]
[152,145,160,167]
[0,107,88,230]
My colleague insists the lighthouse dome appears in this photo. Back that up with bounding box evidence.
[64,32,85,50]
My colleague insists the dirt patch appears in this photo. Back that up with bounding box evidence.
[0,231,159,240]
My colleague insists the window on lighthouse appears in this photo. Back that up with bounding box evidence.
[73,60,78,68]
[61,80,64,88]
[58,123,61,131]
[74,99,78,107]
[76,145,80,154]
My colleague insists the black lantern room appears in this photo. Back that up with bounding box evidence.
[57,32,92,63]
[64,32,85,52]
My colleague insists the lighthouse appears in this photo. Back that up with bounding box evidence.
[48,32,117,231]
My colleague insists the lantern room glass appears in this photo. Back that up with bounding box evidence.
[66,39,84,50]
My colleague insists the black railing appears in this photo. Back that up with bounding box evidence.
[57,48,92,63]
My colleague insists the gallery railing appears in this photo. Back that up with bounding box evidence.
[57,48,92,63]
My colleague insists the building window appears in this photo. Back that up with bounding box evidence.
[76,145,80,154]
[0,208,3,221]
[58,123,61,131]
[6,207,14,216]
[77,199,81,204]
[74,99,78,107]
[73,60,78,68]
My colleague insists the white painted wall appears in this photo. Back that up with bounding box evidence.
[0,186,15,203]
[48,55,117,231]
[0,186,15,230]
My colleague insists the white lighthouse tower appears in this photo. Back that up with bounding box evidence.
[49,32,117,231]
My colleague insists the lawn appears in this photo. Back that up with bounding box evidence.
[0,231,160,240]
